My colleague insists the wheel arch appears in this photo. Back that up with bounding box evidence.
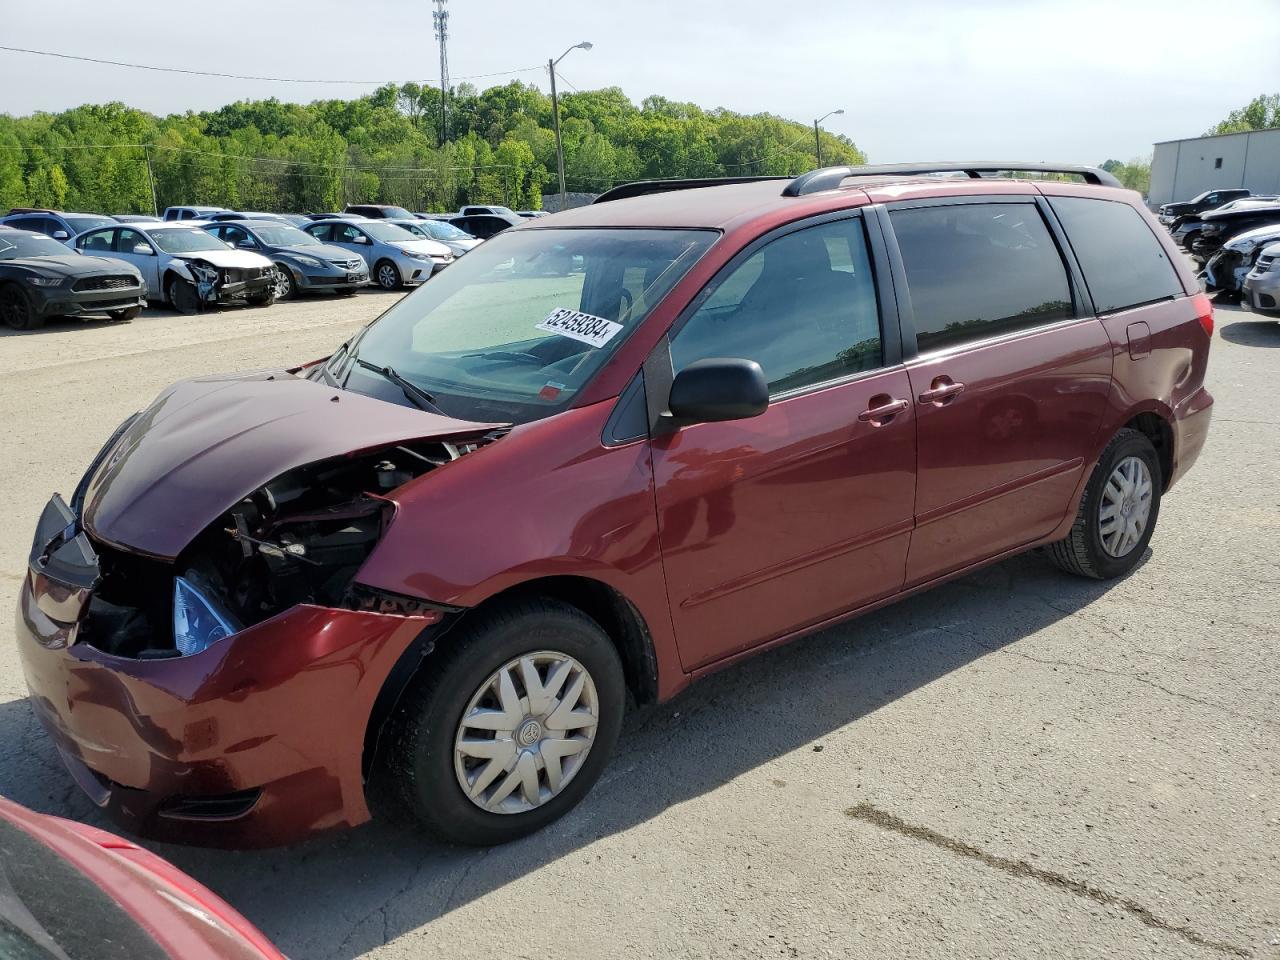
[360,573,659,779]
[1123,409,1174,491]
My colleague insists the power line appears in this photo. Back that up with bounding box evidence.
[0,44,541,86]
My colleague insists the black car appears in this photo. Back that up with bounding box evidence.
[0,228,145,330]
[1190,202,1280,260]
[343,203,415,219]
[449,211,524,240]
[202,219,369,299]
[1158,188,1251,226]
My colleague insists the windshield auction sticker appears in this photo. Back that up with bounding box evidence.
[536,308,623,348]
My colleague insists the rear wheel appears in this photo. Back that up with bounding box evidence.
[108,306,141,322]
[375,259,401,290]
[1047,428,1162,579]
[387,599,625,846]
[0,284,42,330]
[272,264,296,300]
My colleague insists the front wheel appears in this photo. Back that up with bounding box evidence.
[1046,428,1162,579]
[272,265,296,301]
[386,599,625,846]
[0,284,42,330]
[375,259,402,290]
[166,276,200,315]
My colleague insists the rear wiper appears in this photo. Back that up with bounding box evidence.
[352,358,447,415]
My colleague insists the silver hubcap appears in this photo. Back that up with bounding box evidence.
[1099,455,1153,557]
[274,269,291,298]
[378,265,397,288]
[453,651,599,815]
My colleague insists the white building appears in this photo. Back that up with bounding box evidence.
[1149,128,1280,206]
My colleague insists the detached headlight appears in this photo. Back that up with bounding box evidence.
[173,575,240,656]
[27,276,63,287]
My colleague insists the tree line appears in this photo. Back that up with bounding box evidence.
[0,82,866,215]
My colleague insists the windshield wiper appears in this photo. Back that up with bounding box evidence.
[352,357,447,415]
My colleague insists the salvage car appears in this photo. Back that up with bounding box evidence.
[202,219,369,299]
[1242,241,1280,315]
[1188,199,1280,259]
[1157,187,1250,225]
[0,796,286,959]
[75,221,275,313]
[17,162,1214,849]
[0,227,145,330]
[1201,222,1280,301]
[304,217,453,289]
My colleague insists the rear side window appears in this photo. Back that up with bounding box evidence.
[671,217,882,395]
[1048,197,1183,313]
[890,202,1073,353]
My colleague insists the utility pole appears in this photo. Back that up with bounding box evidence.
[549,42,592,211]
[432,0,450,147]
[142,145,159,216]
[813,108,844,168]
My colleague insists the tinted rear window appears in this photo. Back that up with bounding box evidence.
[890,202,1073,353]
[1048,196,1183,313]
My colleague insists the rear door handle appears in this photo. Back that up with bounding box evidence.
[918,379,966,404]
[857,398,909,423]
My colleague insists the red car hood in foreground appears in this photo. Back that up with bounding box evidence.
[0,796,284,959]
[81,370,492,559]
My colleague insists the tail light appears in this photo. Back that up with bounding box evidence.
[1191,292,1214,338]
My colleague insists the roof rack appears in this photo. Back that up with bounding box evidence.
[782,162,1122,197]
[592,176,789,204]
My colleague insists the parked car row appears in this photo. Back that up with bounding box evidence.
[1154,188,1280,313]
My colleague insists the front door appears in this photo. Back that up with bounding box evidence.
[884,198,1112,586]
[652,215,916,670]
[113,228,161,295]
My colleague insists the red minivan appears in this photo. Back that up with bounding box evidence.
[17,163,1214,848]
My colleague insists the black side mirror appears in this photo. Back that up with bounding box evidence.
[668,358,769,424]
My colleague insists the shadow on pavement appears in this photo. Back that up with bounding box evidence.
[1218,316,1280,348]
[0,549,1142,959]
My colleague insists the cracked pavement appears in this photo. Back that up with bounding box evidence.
[1,294,1277,959]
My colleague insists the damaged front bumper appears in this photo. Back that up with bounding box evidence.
[16,495,440,848]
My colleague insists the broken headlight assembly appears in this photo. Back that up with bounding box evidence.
[173,574,241,656]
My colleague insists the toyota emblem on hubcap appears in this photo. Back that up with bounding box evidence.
[517,719,543,746]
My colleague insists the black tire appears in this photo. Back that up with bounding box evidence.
[108,306,141,322]
[386,598,625,846]
[165,275,200,315]
[1047,428,1162,580]
[247,290,274,307]
[0,283,43,330]
[272,264,297,301]
[374,259,402,290]
[337,287,359,297]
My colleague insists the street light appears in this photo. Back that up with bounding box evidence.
[549,41,592,210]
[813,108,844,167]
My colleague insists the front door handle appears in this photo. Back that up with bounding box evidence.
[858,398,909,424]
[918,378,966,405]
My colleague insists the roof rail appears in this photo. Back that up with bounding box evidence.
[782,162,1123,197]
[593,176,789,204]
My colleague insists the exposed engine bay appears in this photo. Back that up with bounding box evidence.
[80,438,482,658]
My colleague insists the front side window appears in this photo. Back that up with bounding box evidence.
[343,228,716,424]
[77,229,115,252]
[307,223,334,242]
[890,202,1073,353]
[117,228,151,254]
[671,218,882,395]
[1048,196,1184,313]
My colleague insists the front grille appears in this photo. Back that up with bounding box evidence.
[72,275,138,292]
[328,258,363,271]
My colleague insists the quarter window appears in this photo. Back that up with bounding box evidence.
[1047,196,1184,313]
[890,202,1073,353]
[671,218,882,395]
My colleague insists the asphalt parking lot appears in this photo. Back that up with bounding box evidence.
[1,291,1278,959]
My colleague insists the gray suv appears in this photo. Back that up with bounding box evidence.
[1,209,117,247]
[304,219,453,289]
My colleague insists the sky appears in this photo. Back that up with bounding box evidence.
[3,0,1279,164]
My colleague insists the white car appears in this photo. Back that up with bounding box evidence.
[304,218,453,289]
[386,218,482,258]
[75,221,277,313]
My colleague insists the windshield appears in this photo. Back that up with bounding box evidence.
[150,228,231,254]
[425,220,470,240]
[65,215,115,234]
[255,224,321,246]
[343,227,716,424]
[391,220,430,238]
[0,233,71,259]
[361,222,419,243]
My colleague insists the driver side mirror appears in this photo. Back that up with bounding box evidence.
[133,243,154,256]
[355,235,371,245]
[52,230,69,240]
[236,239,256,249]
[668,358,769,424]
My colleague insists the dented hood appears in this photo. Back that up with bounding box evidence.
[82,370,493,559]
